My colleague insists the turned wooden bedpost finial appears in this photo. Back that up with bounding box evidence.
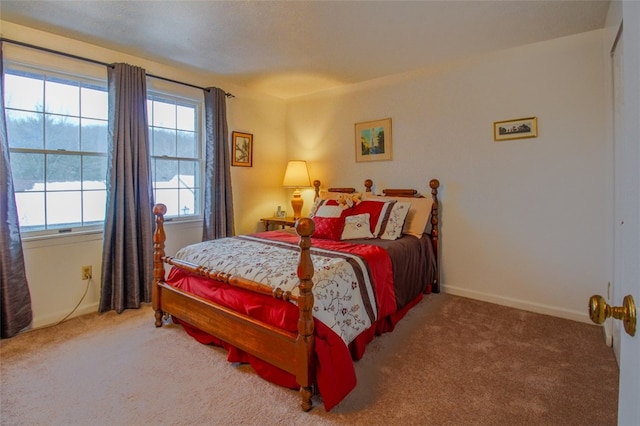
[364,179,373,193]
[313,180,321,201]
[294,217,316,411]
[153,203,167,327]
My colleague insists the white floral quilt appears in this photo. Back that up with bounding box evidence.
[174,235,378,345]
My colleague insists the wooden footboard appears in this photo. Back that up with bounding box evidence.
[152,204,316,411]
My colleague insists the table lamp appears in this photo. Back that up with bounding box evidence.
[282,160,311,219]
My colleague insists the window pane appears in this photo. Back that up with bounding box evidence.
[178,188,196,216]
[11,152,44,191]
[47,191,81,227]
[45,79,79,116]
[15,191,45,229]
[83,156,107,184]
[153,128,176,157]
[4,72,43,111]
[81,118,108,152]
[81,86,108,119]
[176,105,195,131]
[6,110,44,149]
[177,130,196,158]
[83,190,107,223]
[45,115,80,151]
[152,100,176,128]
[178,160,198,188]
[154,158,178,183]
[47,154,81,189]
[154,189,179,216]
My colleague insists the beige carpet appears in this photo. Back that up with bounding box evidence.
[0,294,618,425]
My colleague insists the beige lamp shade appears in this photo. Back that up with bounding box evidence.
[282,160,311,219]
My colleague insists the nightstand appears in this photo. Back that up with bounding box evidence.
[260,216,298,231]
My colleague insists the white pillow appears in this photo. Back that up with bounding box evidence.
[341,213,374,240]
[379,202,411,240]
[309,198,325,217]
[315,204,343,218]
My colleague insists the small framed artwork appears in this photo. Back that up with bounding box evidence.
[231,131,253,167]
[493,117,538,141]
[355,118,392,162]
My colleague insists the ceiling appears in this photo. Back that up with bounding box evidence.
[0,1,611,100]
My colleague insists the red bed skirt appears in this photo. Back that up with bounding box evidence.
[168,267,428,411]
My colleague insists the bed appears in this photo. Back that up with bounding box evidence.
[152,178,440,411]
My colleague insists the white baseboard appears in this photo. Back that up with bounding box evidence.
[441,284,592,324]
[31,302,99,330]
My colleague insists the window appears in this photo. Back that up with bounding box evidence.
[4,67,108,234]
[147,94,202,218]
[4,60,204,236]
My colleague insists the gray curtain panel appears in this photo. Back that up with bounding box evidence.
[0,45,33,337]
[202,87,234,240]
[99,63,154,313]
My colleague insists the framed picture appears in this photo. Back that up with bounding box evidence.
[493,117,538,141]
[231,131,253,167]
[355,118,392,162]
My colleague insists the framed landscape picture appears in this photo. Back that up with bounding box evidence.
[355,118,392,162]
[493,117,538,141]
[231,131,253,167]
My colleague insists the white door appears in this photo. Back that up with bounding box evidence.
[613,2,640,424]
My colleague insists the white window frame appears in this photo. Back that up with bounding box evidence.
[147,87,204,222]
[4,61,109,238]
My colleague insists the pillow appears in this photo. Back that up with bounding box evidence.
[309,199,339,217]
[315,204,343,218]
[341,213,374,240]
[309,198,324,217]
[312,216,345,241]
[362,192,433,238]
[344,199,396,238]
[401,197,433,238]
[379,202,411,240]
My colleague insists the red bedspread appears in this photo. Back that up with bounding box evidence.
[167,230,424,410]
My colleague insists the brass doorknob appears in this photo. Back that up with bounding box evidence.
[589,294,636,337]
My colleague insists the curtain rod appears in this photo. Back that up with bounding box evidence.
[0,37,234,98]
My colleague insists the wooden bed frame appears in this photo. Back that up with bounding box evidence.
[152,178,440,411]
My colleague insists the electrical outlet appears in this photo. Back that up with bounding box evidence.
[81,265,92,280]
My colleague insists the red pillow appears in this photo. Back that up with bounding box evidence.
[312,216,345,240]
[343,200,396,237]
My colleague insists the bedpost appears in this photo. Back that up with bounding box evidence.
[294,217,316,412]
[429,179,440,293]
[313,180,320,201]
[153,203,168,327]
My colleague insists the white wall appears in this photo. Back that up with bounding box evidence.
[287,30,609,323]
[2,22,290,328]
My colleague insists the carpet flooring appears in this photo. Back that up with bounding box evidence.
[0,294,619,425]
